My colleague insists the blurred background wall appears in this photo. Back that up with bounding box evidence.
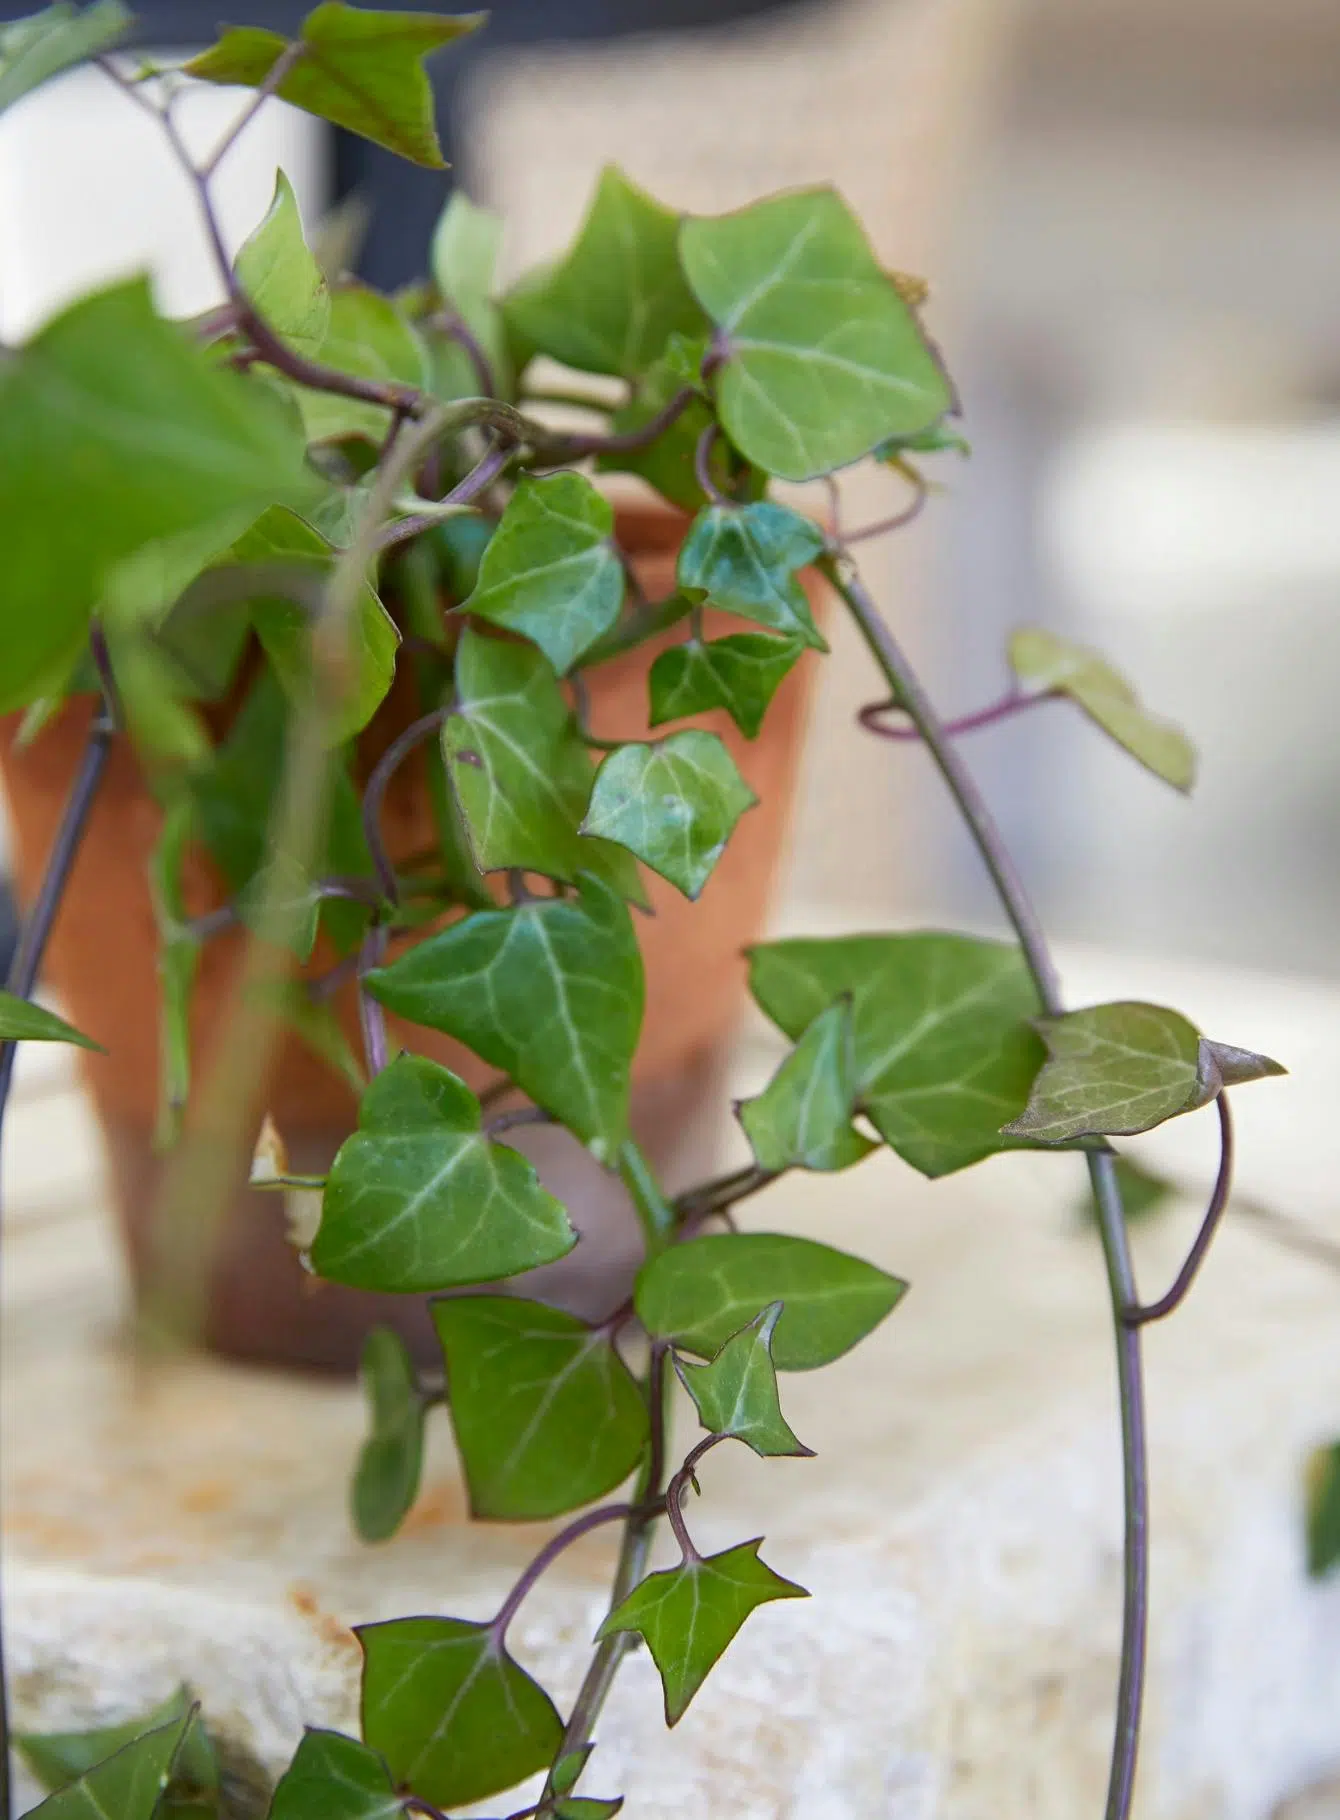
[0,0,1336,979]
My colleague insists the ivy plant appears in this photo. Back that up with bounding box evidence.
[0,7,1289,1819]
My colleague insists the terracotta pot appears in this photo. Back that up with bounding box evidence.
[0,505,825,1370]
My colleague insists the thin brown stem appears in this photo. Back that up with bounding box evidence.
[664,1433,727,1564]
[198,41,305,180]
[859,689,1052,742]
[694,422,732,507]
[489,1504,633,1644]
[841,467,929,544]
[361,707,451,904]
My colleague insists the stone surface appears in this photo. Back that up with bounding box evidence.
[5,942,1340,1817]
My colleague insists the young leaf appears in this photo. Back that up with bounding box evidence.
[269,1730,402,1819]
[358,1615,562,1807]
[352,1327,427,1543]
[312,1054,576,1292]
[19,1691,215,1805]
[557,1800,624,1820]
[0,0,129,117]
[597,1540,807,1725]
[649,632,802,739]
[0,277,311,713]
[293,283,430,445]
[185,4,484,167]
[503,165,706,379]
[461,473,625,675]
[550,1747,593,1796]
[235,170,331,360]
[367,875,642,1159]
[581,731,756,900]
[675,1304,810,1457]
[440,628,643,900]
[0,990,102,1051]
[680,188,951,480]
[1306,1441,1340,1578]
[736,1000,874,1173]
[636,1232,906,1370]
[676,502,827,650]
[747,932,1045,1177]
[1008,626,1197,793]
[23,1712,196,1819]
[1001,1001,1285,1144]
[432,1295,648,1518]
[225,505,400,742]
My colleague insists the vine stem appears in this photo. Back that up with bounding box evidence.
[823,549,1146,1820]
[489,1504,633,1644]
[1127,1095,1232,1325]
[859,688,1052,743]
[0,665,116,1820]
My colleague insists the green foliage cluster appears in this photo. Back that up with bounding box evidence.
[0,6,1290,1818]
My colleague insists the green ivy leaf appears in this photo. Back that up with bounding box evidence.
[351,1327,427,1542]
[1008,627,1197,793]
[1001,1001,1285,1144]
[503,165,706,380]
[23,1711,197,1820]
[557,1800,624,1820]
[0,0,129,117]
[367,875,642,1159]
[676,502,827,650]
[440,628,643,900]
[225,505,400,742]
[20,1692,215,1809]
[269,1730,402,1819]
[680,188,951,480]
[551,1748,593,1796]
[0,989,103,1051]
[185,3,483,167]
[461,473,625,675]
[1306,1441,1340,1578]
[312,1055,576,1291]
[649,632,801,739]
[235,170,331,360]
[736,1000,874,1173]
[636,1232,906,1370]
[432,1295,648,1518]
[675,1304,810,1457]
[0,278,311,713]
[358,1615,562,1807]
[747,932,1046,1177]
[294,282,430,445]
[430,191,509,399]
[597,1539,807,1725]
[581,731,756,900]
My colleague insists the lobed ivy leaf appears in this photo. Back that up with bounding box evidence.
[225,505,400,743]
[19,1690,216,1814]
[461,473,625,675]
[676,502,827,650]
[432,1295,648,1518]
[235,170,331,361]
[649,631,802,739]
[367,874,644,1159]
[269,1729,402,1819]
[185,3,483,167]
[597,1539,807,1725]
[358,1615,562,1808]
[636,1232,905,1370]
[581,730,756,900]
[293,282,430,445]
[23,1711,197,1820]
[1306,1441,1340,1578]
[0,0,129,117]
[440,628,643,901]
[503,165,706,380]
[430,191,510,399]
[747,932,1047,1177]
[1001,1001,1285,1144]
[0,277,312,713]
[312,1054,576,1292]
[680,187,951,480]
[0,989,102,1051]
[675,1304,811,1457]
[351,1327,427,1543]
[736,999,875,1173]
[1008,626,1197,793]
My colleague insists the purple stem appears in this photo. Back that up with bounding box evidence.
[859,689,1055,742]
[489,1504,633,1643]
[841,469,929,545]
[485,1106,554,1138]
[437,310,496,398]
[1126,1095,1234,1325]
[693,423,732,507]
[561,386,696,458]
[664,1433,727,1564]
[377,442,511,555]
[360,707,451,904]
[356,923,390,1077]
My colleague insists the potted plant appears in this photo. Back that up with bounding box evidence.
[0,5,1286,1817]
